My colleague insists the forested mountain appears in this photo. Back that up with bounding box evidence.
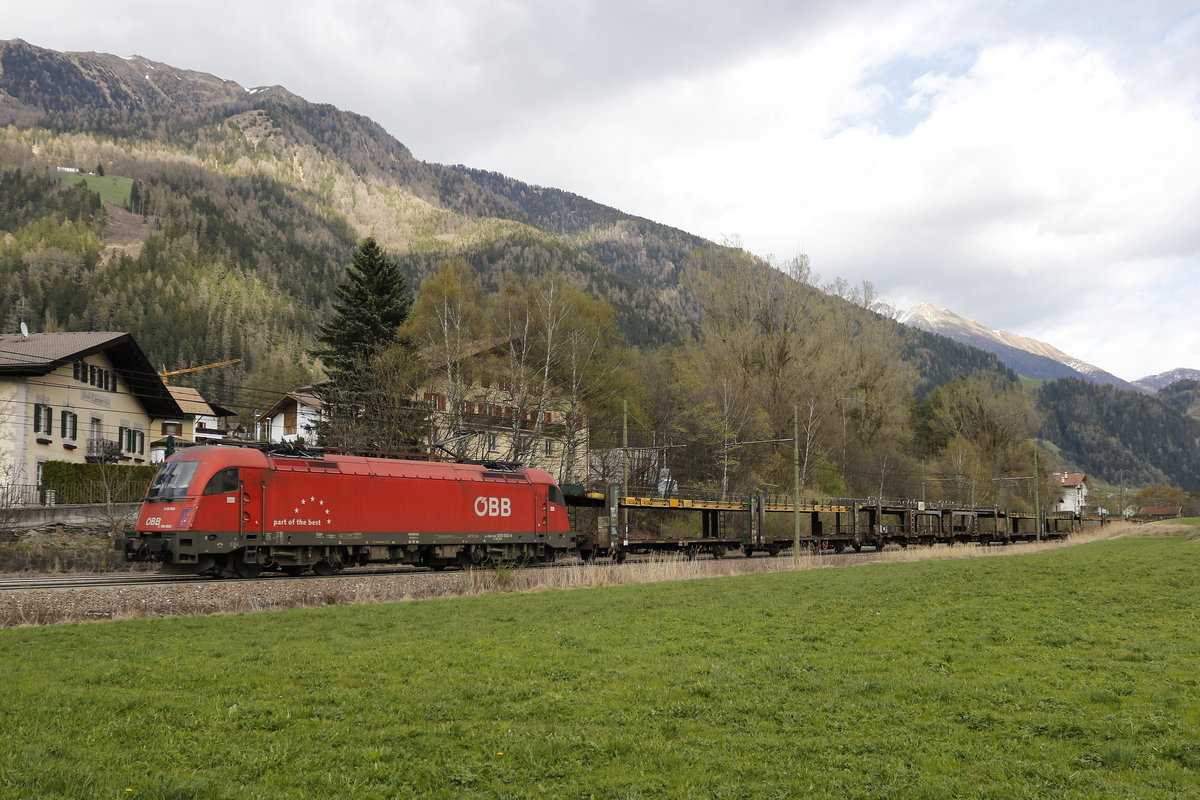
[0,39,1001,404]
[2,39,1196,497]
[1156,380,1200,422]
[1038,379,1200,490]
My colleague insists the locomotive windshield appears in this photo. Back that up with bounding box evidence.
[145,461,200,501]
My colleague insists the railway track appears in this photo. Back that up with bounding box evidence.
[0,562,558,592]
[0,549,843,593]
[0,573,209,592]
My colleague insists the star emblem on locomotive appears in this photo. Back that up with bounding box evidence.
[293,496,331,519]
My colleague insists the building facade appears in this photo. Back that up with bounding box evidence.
[1052,472,1091,514]
[148,385,238,463]
[0,332,182,489]
[256,391,323,444]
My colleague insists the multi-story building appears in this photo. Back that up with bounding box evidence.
[1051,472,1091,514]
[0,331,182,489]
[256,389,322,444]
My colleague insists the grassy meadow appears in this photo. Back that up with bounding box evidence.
[1,532,1197,799]
[57,172,134,206]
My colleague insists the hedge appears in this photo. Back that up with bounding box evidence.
[39,461,157,504]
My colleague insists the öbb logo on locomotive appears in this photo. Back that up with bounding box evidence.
[475,496,512,517]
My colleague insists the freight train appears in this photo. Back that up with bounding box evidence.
[117,445,575,577]
[118,444,1097,577]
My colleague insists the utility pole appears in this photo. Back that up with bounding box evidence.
[622,399,629,538]
[1033,448,1041,542]
[793,405,801,553]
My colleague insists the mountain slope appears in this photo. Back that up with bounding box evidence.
[12,35,1192,499]
[900,302,1143,391]
[0,39,1021,393]
[1136,368,1200,393]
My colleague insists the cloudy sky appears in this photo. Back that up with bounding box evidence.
[7,1,1199,380]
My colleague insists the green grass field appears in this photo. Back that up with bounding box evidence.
[1,535,1197,799]
[57,172,134,206]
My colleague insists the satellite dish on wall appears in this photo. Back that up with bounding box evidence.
[19,321,29,338]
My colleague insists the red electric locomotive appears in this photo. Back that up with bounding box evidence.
[117,445,575,577]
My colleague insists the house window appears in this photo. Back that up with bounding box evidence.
[83,364,114,391]
[545,440,554,456]
[488,433,499,453]
[33,404,53,434]
[119,427,144,454]
[60,410,78,440]
[162,422,182,436]
[124,428,145,454]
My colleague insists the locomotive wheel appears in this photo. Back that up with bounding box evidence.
[312,560,339,577]
[231,552,262,579]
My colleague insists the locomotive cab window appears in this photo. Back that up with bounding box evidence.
[146,461,200,501]
[549,485,565,506]
[203,468,240,495]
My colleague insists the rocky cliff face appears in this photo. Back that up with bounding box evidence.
[0,38,290,117]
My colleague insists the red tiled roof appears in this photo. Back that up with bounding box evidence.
[1140,506,1182,517]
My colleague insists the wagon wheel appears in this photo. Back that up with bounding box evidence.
[852,543,862,553]
[312,560,339,577]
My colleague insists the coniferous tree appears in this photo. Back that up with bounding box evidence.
[312,237,424,450]
[314,237,412,376]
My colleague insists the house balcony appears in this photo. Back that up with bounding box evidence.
[86,438,123,463]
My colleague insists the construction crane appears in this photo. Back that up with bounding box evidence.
[159,359,241,385]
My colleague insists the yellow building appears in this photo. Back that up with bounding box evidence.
[0,332,182,490]
[148,385,239,462]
